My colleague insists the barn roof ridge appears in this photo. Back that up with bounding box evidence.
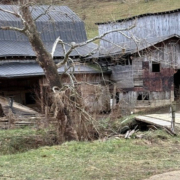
[95,8,180,25]
[0,5,82,22]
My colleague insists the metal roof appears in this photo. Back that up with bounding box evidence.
[96,8,180,25]
[86,34,180,58]
[0,62,104,78]
[0,41,97,57]
[0,5,98,58]
[0,5,82,22]
[0,5,87,43]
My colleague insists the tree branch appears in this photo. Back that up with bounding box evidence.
[54,23,136,68]
[0,7,20,17]
[33,5,52,21]
[0,26,24,32]
[56,42,76,68]
[78,23,136,47]
[0,7,27,32]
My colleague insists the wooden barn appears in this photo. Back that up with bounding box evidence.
[0,5,110,113]
[94,9,180,111]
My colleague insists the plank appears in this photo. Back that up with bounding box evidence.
[135,115,171,128]
[146,113,180,124]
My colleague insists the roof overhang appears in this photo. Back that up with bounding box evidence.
[85,34,180,59]
[0,62,109,79]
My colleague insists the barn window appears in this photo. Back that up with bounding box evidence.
[152,62,160,72]
[137,92,149,100]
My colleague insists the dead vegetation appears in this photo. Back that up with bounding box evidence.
[0,85,177,144]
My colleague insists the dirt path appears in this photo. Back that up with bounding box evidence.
[144,171,180,180]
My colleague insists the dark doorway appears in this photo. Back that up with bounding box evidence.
[25,92,36,104]
[174,69,180,100]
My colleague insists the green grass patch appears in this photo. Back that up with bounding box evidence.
[0,128,57,155]
[0,130,180,179]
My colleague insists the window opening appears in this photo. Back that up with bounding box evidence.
[152,62,160,72]
[137,92,149,100]
[115,92,119,104]
[174,69,180,100]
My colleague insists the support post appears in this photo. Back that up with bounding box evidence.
[171,101,176,133]
[112,84,117,109]
[39,79,44,113]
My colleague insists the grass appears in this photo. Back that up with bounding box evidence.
[0,128,57,155]
[56,0,180,39]
[1,129,180,179]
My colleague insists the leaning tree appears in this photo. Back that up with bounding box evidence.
[0,0,135,142]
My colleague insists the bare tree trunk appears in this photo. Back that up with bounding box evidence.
[20,2,62,89]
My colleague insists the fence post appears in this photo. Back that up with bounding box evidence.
[171,101,176,133]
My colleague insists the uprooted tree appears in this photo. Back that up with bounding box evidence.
[0,0,136,142]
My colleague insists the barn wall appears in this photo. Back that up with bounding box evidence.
[41,73,110,86]
[111,41,178,109]
[110,65,134,88]
[98,12,180,47]
[40,73,111,113]
[79,84,111,113]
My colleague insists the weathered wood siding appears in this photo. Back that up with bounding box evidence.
[132,59,143,87]
[98,12,180,47]
[112,40,179,109]
[110,65,133,88]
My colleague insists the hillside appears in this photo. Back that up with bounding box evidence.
[58,0,180,39]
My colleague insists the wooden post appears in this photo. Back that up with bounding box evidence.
[112,84,117,109]
[171,101,176,133]
[44,106,49,128]
[39,79,44,113]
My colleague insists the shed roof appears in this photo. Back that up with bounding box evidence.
[0,41,97,57]
[86,34,180,58]
[0,62,106,78]
[96,8,180,25]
